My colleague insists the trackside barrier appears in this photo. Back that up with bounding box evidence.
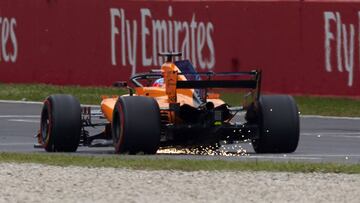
[1,0,360,96]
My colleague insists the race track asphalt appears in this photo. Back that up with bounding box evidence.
[1,101,360,164]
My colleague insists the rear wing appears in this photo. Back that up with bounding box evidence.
[177,71,260,89]
[177,80,257,89]
[175,71,262,102]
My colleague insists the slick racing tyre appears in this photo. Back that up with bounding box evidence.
[251,95,299,153]
[39,94,82,152]
[112,96,161,154]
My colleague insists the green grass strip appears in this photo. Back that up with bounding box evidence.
[219,93,360,117]
[294,96,360,117]
[1,152,360,174]
[0,83,127,105]
[2,83,360,117]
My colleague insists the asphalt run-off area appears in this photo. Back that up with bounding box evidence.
[1,101,360,164]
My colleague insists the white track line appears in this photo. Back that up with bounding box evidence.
[0,100,100,107]
[0,100,43,104]
[247,154,360,159]
[301,115,360,120]
[8,119,39,123]
[245,156,322,160]
[0,115,40,118]
[0,142,34,146]
[301,132,360,138]
[290,154,360,157]
[302,132,360,135]
[1,99,360,119]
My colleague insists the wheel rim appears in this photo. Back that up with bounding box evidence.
[113,113,120,144]
[112,103,125,153]
[40,103,51,146]
[41,116,49,142]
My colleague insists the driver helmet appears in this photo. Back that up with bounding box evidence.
[152,78,164,87]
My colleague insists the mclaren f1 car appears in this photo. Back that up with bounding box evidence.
[36,52,300,154]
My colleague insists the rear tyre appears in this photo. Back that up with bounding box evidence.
[39,94,82,152]
[112,96,161,154]
[251,95,299,153]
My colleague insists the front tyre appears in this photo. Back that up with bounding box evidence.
[39,94,81,152]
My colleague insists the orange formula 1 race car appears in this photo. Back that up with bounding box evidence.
[36,53,299,154]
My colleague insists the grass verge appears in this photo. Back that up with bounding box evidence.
[0,83,127,105]
[221,93,360,117]
[0,152,360,174]
[1,83,360,116]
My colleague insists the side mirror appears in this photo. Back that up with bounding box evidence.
[113,81,128,88]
